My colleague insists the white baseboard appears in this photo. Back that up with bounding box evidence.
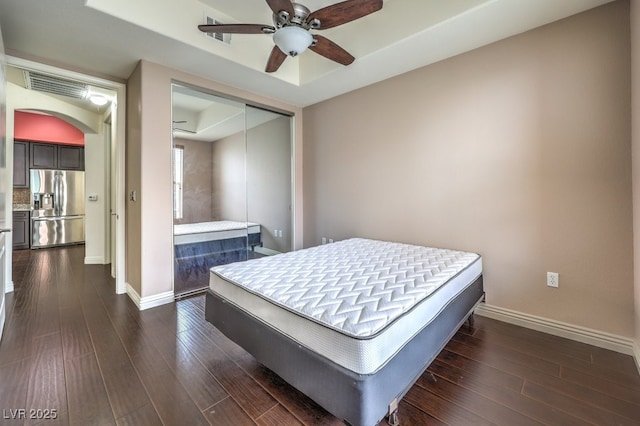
[126,283,174,311]
[475,303,635,356]
[5,280,13,293]
[125,284,141,307]
[255,247,281,256]
[84,256,106,265]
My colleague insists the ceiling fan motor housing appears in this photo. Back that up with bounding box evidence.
[273,3,316,29]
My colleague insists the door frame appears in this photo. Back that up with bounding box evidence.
[0,25,7,341]
[6,56,127,294]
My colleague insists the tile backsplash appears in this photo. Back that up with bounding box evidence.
[13,188,30,205]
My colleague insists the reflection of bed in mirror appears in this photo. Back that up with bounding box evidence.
[174,220,261,296]
[205,238,484,426]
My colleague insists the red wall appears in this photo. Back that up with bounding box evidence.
[14,111,84,145]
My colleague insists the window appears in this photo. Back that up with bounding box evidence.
[173,145,184,219]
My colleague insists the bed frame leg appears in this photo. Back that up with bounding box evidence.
[467,313,475,327]
[387,398,400,426]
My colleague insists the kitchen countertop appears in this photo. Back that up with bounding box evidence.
[13,204,31,211]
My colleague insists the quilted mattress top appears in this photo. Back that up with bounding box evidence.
[174,220,259,235]
[211,238,480,338]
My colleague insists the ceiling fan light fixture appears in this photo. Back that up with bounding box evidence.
[273,26,312,57]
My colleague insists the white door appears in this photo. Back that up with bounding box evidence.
[0,25,9,340]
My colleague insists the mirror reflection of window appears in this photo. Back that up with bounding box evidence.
[173,145,184,220]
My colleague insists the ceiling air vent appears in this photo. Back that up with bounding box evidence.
[23,71,88,100]
[205,16,231,44]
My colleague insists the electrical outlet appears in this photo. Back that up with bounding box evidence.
[328,238,334,243]
[547,272,559,288]
[321,237,327,245]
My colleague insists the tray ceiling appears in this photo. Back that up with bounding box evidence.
[0,0,614,107]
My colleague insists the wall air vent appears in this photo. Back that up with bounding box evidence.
[205,16,231,44]
[23,71,88,100]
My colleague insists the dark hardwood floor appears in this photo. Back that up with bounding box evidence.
[1,246,639,425]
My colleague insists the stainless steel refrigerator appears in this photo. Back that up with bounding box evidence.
[30,169,85,248]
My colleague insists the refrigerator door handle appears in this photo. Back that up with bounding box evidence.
[32,217,57,222]
[52,174,57,215]
[54,173,60,216]
[33,215,84,221]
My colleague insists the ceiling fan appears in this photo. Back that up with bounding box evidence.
[198,0,383,73]
[172,120,197,134]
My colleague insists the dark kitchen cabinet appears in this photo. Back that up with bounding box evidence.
[28,142,84,171]
[12,211,30,250]
[13,141,29,187]
[58,145,84,170]
[30,142,58,169]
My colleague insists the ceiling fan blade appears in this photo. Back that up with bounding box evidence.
[265,46,287,73]
[198,24,275,34]
[309,35,355,66]
[173,128,197,134]
[307,0,382,30]
[265,0,295,17]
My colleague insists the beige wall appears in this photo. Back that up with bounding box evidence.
[631,0,640,359]
[125,63,142,295]
[126,60,303,300]
[174,138,214,225]
[303,1,633,337]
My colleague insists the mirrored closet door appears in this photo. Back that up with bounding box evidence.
[246,105,292,256]
[171,84,293,297]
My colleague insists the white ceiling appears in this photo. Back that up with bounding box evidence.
[0,0,614,107]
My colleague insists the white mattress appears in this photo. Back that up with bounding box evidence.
[174,220,260,245]
[210,238,482,374]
